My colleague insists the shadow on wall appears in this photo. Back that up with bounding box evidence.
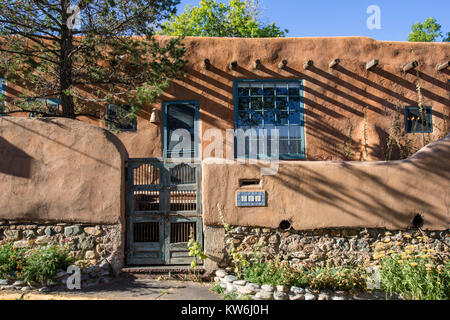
[203,134,450,230]
[269,135,450,229]
[0,136,34,178]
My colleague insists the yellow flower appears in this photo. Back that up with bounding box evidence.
[425,264,433,268]
[398,260,404,264]
[403,234,412,239]
[385,232,392,236]
[426,268,432,271]
[410,262,418,267]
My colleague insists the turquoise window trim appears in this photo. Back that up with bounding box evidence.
[162,100,200,160]
[233,79,306,160]
[29,97,61,117]
[106,104,137,132]
[0,78,5,116]
[405,106,433,133]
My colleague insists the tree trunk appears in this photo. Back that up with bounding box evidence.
[60,0,75,118]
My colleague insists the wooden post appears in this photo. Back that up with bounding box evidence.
[437,61,450,71]
[303,60,313,70]
[253,59,261,70]
[229,61,238,69]
[366,59,379,71]
[329,59,340,68]
[402,61,418,72]
[204,59,210,69]
[278,60,288,69]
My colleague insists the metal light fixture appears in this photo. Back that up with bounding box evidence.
[149,108,160,123]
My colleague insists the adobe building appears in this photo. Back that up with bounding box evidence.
[0,36,449,273]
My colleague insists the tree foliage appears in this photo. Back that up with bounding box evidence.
[0,0,186,124]
[160,0,287,38]
[408,17,448,42]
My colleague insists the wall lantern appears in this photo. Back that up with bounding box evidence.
[149,108,160,123]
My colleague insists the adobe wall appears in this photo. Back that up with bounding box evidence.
[202,134,450,231]
[0,117,127,224]
[4,36,448,160]
[128,36,450,160]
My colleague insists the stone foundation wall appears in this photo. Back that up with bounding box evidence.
[206,226,450,270]
[0,220,124,274]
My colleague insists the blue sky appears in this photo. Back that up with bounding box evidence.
[176,0,450,41]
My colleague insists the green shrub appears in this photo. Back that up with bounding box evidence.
[242,260,295,286]
[379,252,450,300]
[21,244,75,285]
[0,243,25,278]
[241,258,366,291]
[299,265,367,291]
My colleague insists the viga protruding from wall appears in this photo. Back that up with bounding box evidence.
[202,134,450,231]
[0,117,127,224]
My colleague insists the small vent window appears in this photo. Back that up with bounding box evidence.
[405,107,432,133]
[239,179,260,187]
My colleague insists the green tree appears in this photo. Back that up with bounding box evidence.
[408,17,447,42]
[0,0,186,124]
[443,32,450,42]
[160,0,287,38]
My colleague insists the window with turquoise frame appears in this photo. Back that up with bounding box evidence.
[405,106,432,133]
[163,101,200,159]
[234,79,306,160]
[29,98,61,117]
[0,77,5,116]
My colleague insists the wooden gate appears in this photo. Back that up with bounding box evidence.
[126,159,202,265]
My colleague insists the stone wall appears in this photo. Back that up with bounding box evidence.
[0,220,123,275]
[205,225,449,271]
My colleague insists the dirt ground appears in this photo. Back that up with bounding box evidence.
[0,274,222,300]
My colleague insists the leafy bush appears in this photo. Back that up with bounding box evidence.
[242,260,295,286]
[241,259,366,291]
[0,243,25,278]
[379,251,449,300]
[299,265,367,291]
[20,244,74,285]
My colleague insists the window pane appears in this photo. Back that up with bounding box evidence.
[276,83,288,95]
[405,107,432,133]
[289,126,302,139]
[276,110,289,125]
[263,96,275,110]
[167,103,196,157]
[289,110,301,124]
[235,80,304,159]
[276,97,288,110]
[288,96,301,111]
[251,97,263,110]
[289,140,302,154]
[238,97,250,110]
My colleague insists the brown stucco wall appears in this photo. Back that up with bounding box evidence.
[202,134,450,231]
[0,117,127,224]
[3,36,449,160]
[132,36,449,160]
